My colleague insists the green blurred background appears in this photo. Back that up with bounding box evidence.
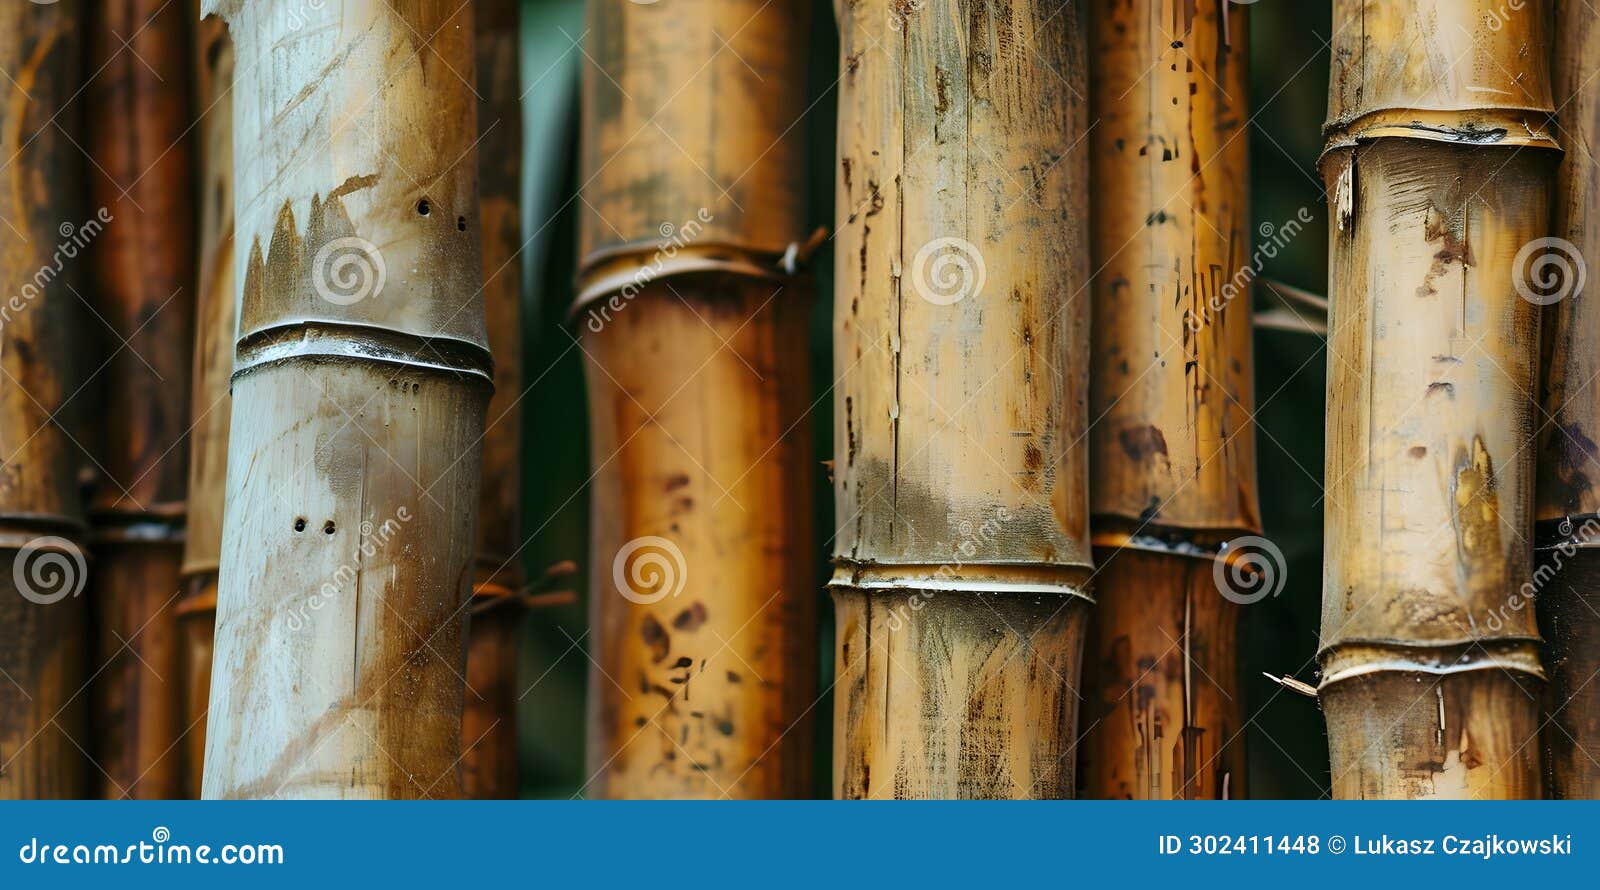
[511,0,1335,799]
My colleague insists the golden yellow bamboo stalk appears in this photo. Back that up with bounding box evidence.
[1319,0,1554,799]
[1079,0,1258,801]
[175,5,235,800]
[84,0,197,800]
[578,0,817,799]
[461,0,525,800]
[201,0,489,800]
[831,0,1092,799]
[0,0,93,801]
[1535,0,1600,800]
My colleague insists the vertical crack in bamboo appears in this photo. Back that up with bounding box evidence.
[201,0,490,800]
[0,0,92,801]
[578,0,817,799]
[1080,0,1258,801]
[830,0,1093,799]
[1318,0,1554,800]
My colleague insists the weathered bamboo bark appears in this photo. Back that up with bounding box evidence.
[201,0,489,800]
[0,0,92,801]
[1537,0,1600,800]
[461,0,525,801]
[579,0,816,799]
[1079,0,1257,800]
[1319,0,1553,799]
[176,6,235,799]
[85,0,197,800]
[831,0,1092,799]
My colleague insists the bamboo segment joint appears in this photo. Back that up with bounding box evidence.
[232,320,494,386]
[1318,639,1545,689]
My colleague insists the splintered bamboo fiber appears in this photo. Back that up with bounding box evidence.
[201,0,490,800]
[84,0,197,800]
[1080,0,1258,801]
[176,6,234,800]
[1319,0,1554,799]
[831,0,1093,799]
[1536,0,1600,800]
[0,0,92,801]
[578,0,816,799]
[462,0,525,801]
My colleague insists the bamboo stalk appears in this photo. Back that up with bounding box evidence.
[175,5,234,800]
[831,0,1092,799]
[1319,0,1554,799]
[0,0,93,800]
[462,0,525,801]
[578,0,817,799]
[1079,0,1258,801]
[84,0,197,800]
[1536,0,1600,800]
[201,0,489,800]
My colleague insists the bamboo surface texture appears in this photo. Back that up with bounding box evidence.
[462,0,526,801]
[85,0,197,800]
[830,0,1093,799]
[201,0,490,799]
[578,0,817,799]
[0,0,92,801]
[1080,0,1258,800]
[1319,0,1554,799]
[176,6,235,800]
[1537,0,1600,800]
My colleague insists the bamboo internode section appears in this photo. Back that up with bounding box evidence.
[578,0,817,799]
[1537,0,1600,800]
[201,0,490,799]
[1319,0,1554,799]
[0,0,92,801]
[830,0,1092,799]
[1080,0,1257,800]
[85,0,198,800]
[462,0,526,801]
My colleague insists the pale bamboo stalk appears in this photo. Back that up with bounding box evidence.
[1080,0,1258,801]
[1319,0,1553,799]
[0,0,93,801]
[1536,0,1600,800]
[831,0,1092,799]
[84,0,197,800]
[175,5,234,800]
[578,0,816,799]
[201,0,489,800]
[462,0,525,801]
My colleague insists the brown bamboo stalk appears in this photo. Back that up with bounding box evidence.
[84,0,197,800]
[578,0,816,799]
[1536,0,1600,800]
[1319,0,1553,799]
[1079,0,1258,801]
[0,0,93,801]
[201,0,489,800]
[831,0,1092,799]
[175,5,234,800]
[461,0,525,801]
